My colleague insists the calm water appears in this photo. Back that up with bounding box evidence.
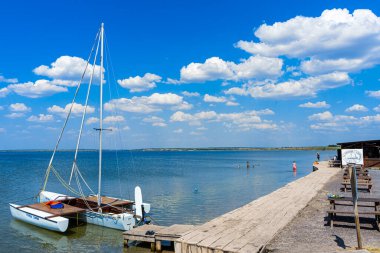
[0,150,334,252]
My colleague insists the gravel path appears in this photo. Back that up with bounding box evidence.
[264,169,380,253]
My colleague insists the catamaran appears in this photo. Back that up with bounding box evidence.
[9,23,150,233]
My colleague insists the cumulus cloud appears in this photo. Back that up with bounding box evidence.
[27,114,54,122]
[118,73,162,92]
[308,111,334,121]
[103,115,125,123]
[236,9,380,75]
[345,104,368,112]
[104,93,191,113]
[5,112,25,119]
[173,128,183,133]
[366,90,380,98]
[299,101,330,108]
[170,109,276,130]
[33,56,103,83]
[204,94,227,103]
[182,91,200,97]
[308,111,380,131]
[179,56,283,83]
[86,117,99,124]
[203,94,239,106]
[373,105,380,112]
[48,103,95,117]
[0,75,18,84]
[224,72,350,98]
[8,79,68,98]
[143,116,167,127]
[0,87,9,98]
[9,103,31,112]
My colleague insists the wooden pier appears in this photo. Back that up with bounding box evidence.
[123,224,195,251]
[175,161,339,253]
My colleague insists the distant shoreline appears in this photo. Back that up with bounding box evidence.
[0,146,339,152]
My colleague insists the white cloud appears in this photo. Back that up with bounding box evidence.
[373,105,380,112]
[308,111,333,121]
[8,79,68,98]
[308,110,380,131]
[0,128,5,133]
[5,112,25,119]
[173,128,183,133]
[226,101,239,106]
[345,104,368,112]
[236,9,380,75]
[27,114,54,122]
[366,90,380,98]
[170,109,276,130]
[179,56,283,83]
[225,72,350,98]
[33,56,102,83]
[103,115,125,123]
[203,94,239,106]
[0,75,18,83]
[299,101,330,108]
[182,91,200,97]
[0,106,3,110]
[48,103,95,117]
[0,87,10,98]
[118,73,162,92]
[104,93,191,113]
[204,94,227,103]
[9,103,31,112]
[86,117,99,124]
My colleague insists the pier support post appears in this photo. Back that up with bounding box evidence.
[123,239,129,248]
[156,240,162,252]
[150,242,156,252]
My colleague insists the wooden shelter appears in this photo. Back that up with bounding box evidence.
[337,140,380,168]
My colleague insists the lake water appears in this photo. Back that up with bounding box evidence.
[0,150,335,252]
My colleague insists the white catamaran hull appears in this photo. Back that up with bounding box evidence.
[9,204,69,232]
[83,211,135,231]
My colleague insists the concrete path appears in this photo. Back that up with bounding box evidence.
[175,161,340,253]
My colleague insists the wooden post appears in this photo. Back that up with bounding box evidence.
[124,239,129,248]
[156,240,162,252]
[150,242,155,252]
[351,165,363,249]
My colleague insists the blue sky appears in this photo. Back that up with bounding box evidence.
[1,0,380,149]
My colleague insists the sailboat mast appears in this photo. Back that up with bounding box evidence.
[98,23,104,208]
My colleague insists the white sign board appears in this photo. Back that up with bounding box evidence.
[341,149,364,166]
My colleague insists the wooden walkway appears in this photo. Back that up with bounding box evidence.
[175,161,340,253]
[123,224,195,251]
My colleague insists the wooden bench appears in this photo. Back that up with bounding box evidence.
[327,197,380,231]
[341,180,372,192]
[329,160,341,167]
[326,210,380,230]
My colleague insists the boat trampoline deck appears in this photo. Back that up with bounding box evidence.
[26,203,86,218]
[84,196,133,206]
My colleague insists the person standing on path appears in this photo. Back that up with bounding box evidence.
[317,152,320,161]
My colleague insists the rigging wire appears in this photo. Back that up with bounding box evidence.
[41,28,101,192]
[104,31,132,200]
[69,28,101,189]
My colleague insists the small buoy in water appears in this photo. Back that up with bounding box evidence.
[193,188,198,194]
